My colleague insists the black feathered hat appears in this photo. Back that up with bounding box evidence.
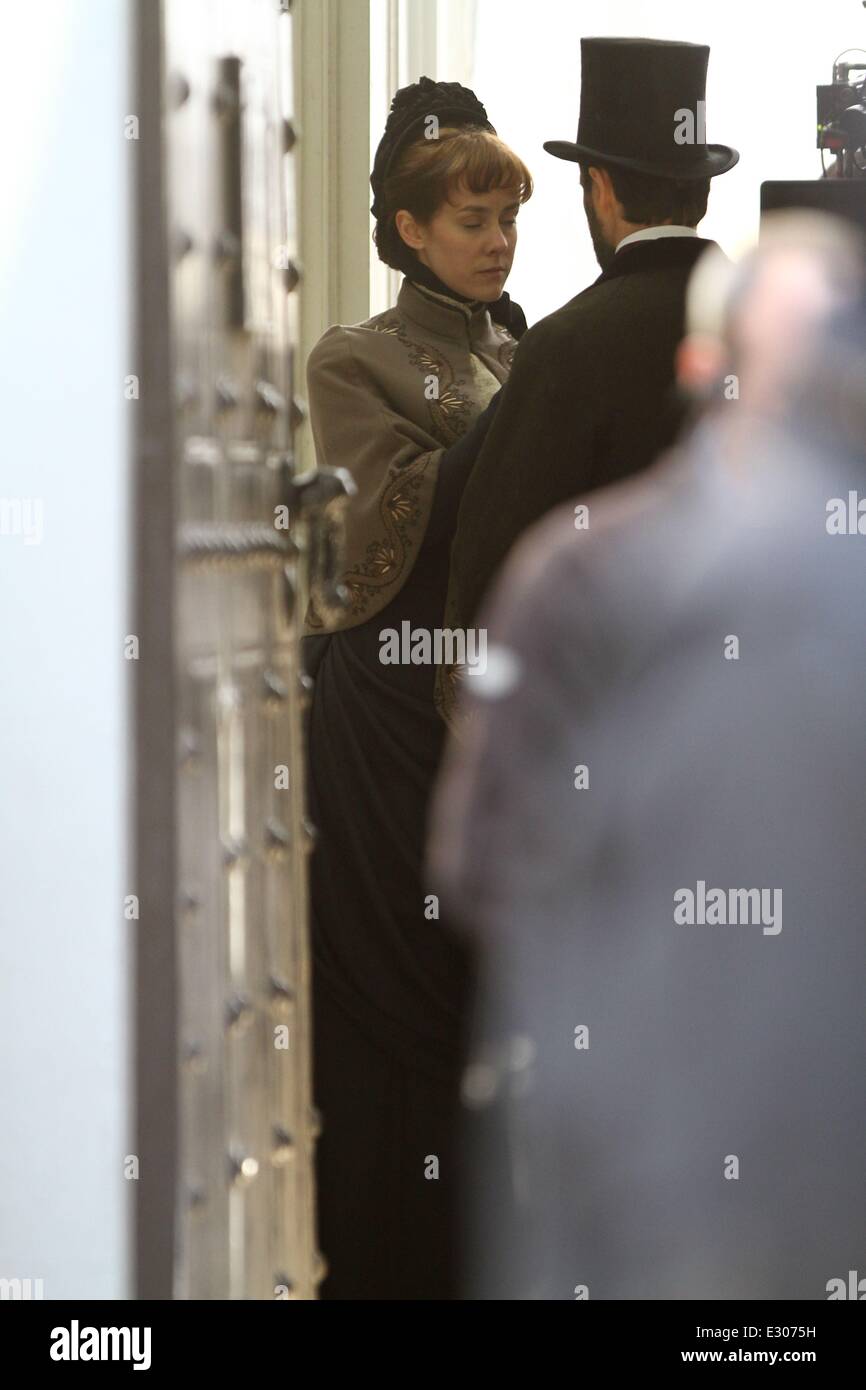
[544,37,738,181]
[370,75,496,222]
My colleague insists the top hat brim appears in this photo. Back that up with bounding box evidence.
[543,139,739,180]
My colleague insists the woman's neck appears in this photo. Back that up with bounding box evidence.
[405,258,479,306]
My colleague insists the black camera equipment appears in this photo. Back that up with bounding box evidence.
[817,45,866,177]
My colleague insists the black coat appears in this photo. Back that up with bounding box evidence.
[448,235,722,625]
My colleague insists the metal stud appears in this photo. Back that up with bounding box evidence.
[181,1041,207,1076]
[177,887,201,921]
[228,1152,260,1187]
[256,379,287,415]
[214,229,241,264]
[271,1126,296,1166]
[282,259,301,294]
[225,992,255,1035]
[215,376,240,412]
[177,726,201,768]
[262,670,289,706]
[169,72,191,109]
[173,228,194,261]
[175,373,197,410]
[268,975,295,1017]
[265,817,291,860]
[221,835,249,868]
[298,672,315,709]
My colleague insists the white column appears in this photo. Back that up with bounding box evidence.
[294,0,373,477]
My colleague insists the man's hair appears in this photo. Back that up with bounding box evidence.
[579,161,709,227]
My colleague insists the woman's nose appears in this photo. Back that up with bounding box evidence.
[485,226,510,254]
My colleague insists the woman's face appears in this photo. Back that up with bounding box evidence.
[396,181,520,301]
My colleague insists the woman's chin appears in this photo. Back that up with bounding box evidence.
[474,277,509,302]
[435,269,509,301]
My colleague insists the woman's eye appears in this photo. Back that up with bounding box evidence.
[462,223,483,230]
[501,219,518,227]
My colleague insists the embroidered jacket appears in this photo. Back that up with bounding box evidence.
[304,278,517,632]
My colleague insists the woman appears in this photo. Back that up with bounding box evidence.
[304,77,532,1300]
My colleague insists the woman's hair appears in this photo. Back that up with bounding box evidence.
[374,126,533,273]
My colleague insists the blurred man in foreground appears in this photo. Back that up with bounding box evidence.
[429,215,866,1299]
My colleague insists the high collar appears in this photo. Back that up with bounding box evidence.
[405,259,481,306]
[397,277,494,343]
[595,235,721,287]
[403,260,528,340]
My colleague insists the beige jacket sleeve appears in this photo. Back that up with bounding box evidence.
[304,325,446,633]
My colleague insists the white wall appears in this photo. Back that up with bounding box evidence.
[470,0,864,323]
[0,0,132,1299]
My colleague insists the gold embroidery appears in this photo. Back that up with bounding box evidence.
[371,316,473,442]
[309,292,517,632]
[339,458,431,616]
[387,491,415,523]
[368,542,397,575]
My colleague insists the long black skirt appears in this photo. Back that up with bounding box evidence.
[312,970,467,1300]
[304,491,476,1299]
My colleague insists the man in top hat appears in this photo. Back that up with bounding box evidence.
[438,38,738,703]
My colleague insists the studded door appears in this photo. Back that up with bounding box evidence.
[136,0,323,1299]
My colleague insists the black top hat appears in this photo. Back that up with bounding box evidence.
[544,37,738,181]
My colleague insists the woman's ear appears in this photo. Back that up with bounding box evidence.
[395,209,426,251]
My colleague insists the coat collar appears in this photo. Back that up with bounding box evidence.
[595,235,721,287]
[397,278,495,343]
[615,224,699,253]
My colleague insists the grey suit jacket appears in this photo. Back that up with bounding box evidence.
[430,406,866,1300]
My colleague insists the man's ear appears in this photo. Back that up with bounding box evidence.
[395,209,425,251]
[591,165,616,212]
[582,165,606,214]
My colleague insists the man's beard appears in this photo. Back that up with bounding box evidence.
[584,191,616,272]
